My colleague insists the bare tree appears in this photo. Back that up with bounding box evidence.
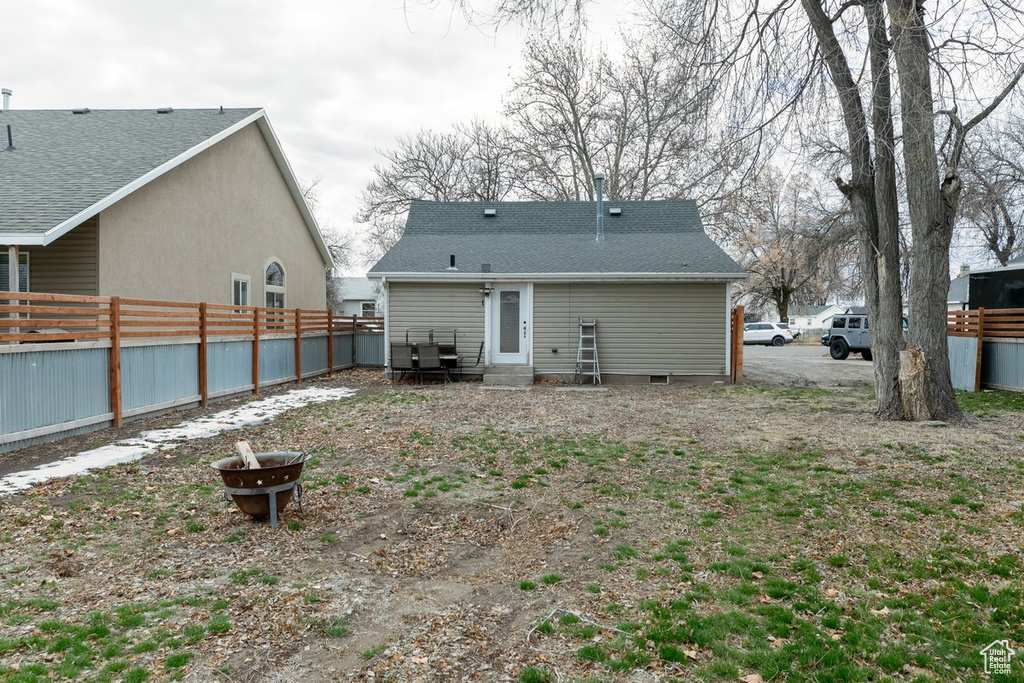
[958,118,1024,266]
[640,0,1024,421]
[724,166,857,321]
[355,121,517,263]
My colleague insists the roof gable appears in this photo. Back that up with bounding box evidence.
[370,200,744,279]
[0,108,333,267]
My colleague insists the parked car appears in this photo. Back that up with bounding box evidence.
[779,322,801,339]
[743,322,794,346]
[822,314,871,360]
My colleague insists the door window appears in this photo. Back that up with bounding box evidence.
[499,291,520,353]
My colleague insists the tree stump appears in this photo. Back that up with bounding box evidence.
[899,346,931,421]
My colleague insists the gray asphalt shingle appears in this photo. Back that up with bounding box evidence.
[370,200,745,276]
[0,108,259,236]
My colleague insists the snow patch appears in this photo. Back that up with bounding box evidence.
[0,386,356,496]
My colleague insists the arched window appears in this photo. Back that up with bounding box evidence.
[265,260,285,308]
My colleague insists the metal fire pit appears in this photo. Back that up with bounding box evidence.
[210,452,309,529]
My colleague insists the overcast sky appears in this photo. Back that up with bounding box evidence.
[5,0,632,273]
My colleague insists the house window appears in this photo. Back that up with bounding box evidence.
[360,301,376,317]
[265,261,285,308]
[232,274,250,307]
[0,251,29,293]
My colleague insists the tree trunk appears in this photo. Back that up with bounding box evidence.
[865,0,908,419]
[887,0,962,421]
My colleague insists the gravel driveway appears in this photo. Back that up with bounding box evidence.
[741,342,875,387]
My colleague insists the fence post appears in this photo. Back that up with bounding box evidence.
[252,307,261,395]
[109,297,123,428]
[294,309,303,383]
[198,302,209,408]
[352,315,358,366]
[730,305,744,383]
[327,311,334,375]
[975,308,985,392]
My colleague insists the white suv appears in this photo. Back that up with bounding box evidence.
[743,322,794,347]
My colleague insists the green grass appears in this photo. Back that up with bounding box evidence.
[956,389,1024,415]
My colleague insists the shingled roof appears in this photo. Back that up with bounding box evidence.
[0,108,333,265]
[369,200,745,280]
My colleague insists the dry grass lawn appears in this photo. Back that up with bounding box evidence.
[1,371,1023,682]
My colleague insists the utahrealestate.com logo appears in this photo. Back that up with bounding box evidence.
[980,639,1015,675]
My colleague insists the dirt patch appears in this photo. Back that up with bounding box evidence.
[1,373,1022,682]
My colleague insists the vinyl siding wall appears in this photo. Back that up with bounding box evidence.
[22,218,99,296]
[533,283,727,378]
[387,280,728,378]
[387,282,485,368]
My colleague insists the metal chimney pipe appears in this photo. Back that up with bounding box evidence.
[1,89,11,111]
[594,171,605,243]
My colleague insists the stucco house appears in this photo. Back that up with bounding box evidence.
[368,196,746,384]
[0,107,333,308]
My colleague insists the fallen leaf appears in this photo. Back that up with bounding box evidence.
[870,606,890,616]
[741,675,765,683]
[756,594,773,603]
[684,649,698,660]
[752,571,764,579]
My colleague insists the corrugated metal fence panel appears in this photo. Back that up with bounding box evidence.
[260,338,295,383]
[301,336,328,376]
[982,339,1024,390]
[355,332,384,367]
[947,336,978,391]
[333,333,354,369]
[0,347,110,437]
[208,340,253,395]
[122,344,200,411]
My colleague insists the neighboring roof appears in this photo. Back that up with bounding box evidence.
[0,108,333,267]
[333,276,378,300]
[1009,254,1024,265]
[369,200,745,281]
[948,273,969,303]
[789,304,841,318]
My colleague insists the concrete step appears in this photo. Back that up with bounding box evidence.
[482,365,534,386]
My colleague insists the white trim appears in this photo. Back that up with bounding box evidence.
[381,276,390,367]
[0,110,336,270]
[725,282,732,377]
[369,272,747,284]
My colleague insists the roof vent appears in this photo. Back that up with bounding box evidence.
[609,207,622,216]
[156,107,174,114]
[483,208,497,217]
[72,108,90,115]
[481,263,491,273]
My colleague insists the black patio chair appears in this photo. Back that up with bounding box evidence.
[457,341,485,380]
[390,343,416,383]
[416,343,449,385]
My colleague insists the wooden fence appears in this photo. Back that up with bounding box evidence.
[946,308,1024,392]
[1,292,383,452]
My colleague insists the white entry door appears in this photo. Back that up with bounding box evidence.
[489,285,530,364]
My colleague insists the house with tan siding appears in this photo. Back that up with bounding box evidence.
[368,192,746,384]
[0,107,333,308]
